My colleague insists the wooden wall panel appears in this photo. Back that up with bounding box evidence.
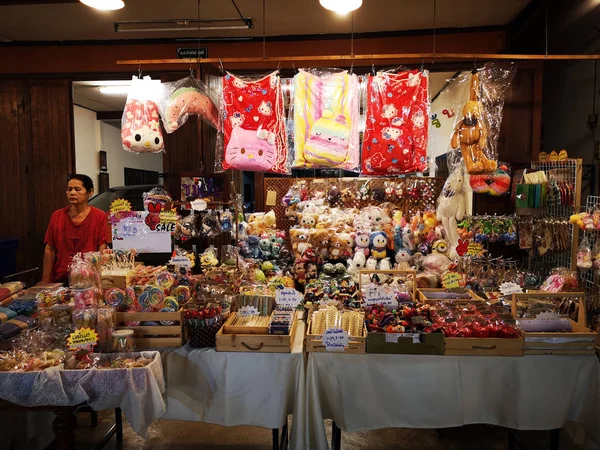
[0,85,26,271]
[28,81,74,271]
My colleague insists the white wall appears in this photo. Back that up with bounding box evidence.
[100,122,163,187]
[73,105,100,190]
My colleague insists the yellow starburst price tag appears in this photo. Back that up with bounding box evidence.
[67,328,99,351]
[109,198,132,214]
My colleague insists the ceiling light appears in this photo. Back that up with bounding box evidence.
[80,0,125,11]
[319,0,362,14]
[99,85,130,95]
[115,18,253,33]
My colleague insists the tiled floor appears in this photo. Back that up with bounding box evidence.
[48,410,581,450]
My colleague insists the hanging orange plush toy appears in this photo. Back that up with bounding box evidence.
[451,71,497,175]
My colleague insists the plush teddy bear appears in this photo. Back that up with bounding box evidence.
[338,232,354,254]
[310,228,330,260]
[285,203,299,225]
[329,235,351,261]
[292,259,307,286]
[299,213,318,229]
[289,229,312,258]
[370,231,389,260]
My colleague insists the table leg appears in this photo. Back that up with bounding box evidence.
[550,429,560,450]
[115,407,123,443]
[272,428,279,450]
[332,421,342,450]
[53,408,77,450]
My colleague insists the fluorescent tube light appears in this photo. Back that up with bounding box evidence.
[80,0,125,11]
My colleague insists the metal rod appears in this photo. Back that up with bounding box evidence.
[117,53,600,65]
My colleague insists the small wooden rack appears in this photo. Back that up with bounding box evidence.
[115,310,183,350]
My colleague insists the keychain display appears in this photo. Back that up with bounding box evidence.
[547,180,575,207]
[457,215,517,245]
[201,210,222,238]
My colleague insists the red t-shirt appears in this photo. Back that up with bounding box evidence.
[44,206,109,282]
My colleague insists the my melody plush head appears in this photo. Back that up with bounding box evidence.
[121,99,165,153]
[225,128,277,171]
[354,230,371,257]
[304,111,350,167]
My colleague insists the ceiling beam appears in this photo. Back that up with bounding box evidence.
[0,0,78,4]
[96,111,122,121]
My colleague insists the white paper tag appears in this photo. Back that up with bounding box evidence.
[499,282,524,296]
[191,199,208,211]
[322,327,349,352]
[363,286,396,307]
[169,256,192,268]
[239,305,260,317]
[385,333,421,344]
[276,288,303,308]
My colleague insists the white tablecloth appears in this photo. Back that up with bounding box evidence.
[0,351,166,437]
[306,353,600,450]
[161,322,306,450]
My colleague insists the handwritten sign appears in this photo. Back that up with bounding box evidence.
[275,288,303,308]
[321,327,349,352]
[499,282,524,296]
[191,199,208,211]
[363,286,396,307]
[442,272,463,289]
[467,242,485,257]
[67,327,98,351]
[169,256,192,268]
[385,332,421,344]
[110,199,132,214]
[239,305,260,317]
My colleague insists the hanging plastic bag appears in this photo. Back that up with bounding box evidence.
[217,71,289,174]
[159,76,219,133]
[291,68,360,170]
[469,162,512,196]
[577,236,593,270]
[444,63,516,175]
[121,76,165,154]
[593,238,600,274]
[362,69,429,175]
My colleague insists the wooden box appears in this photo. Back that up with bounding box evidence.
[367,331,445,355]
[444,335,524,356]
[418,288,483,303]
[215,312,298,353]
[101,275,127,290]
[511,292,586,324]
[115,310,183,350]
[222,312,270,335]
[305,322,367,354]
[521,319,598,355]
[359,270,417,303]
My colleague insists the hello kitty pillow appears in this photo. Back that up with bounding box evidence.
[220,71,289,173]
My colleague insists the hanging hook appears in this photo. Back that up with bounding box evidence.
[292,61,298,75]
[371,60,376,76]
[189,64,194,77]
[277,60,281,71]
[350,62,354,75]
[472,56,478,74]
[420,59,425,72]
[138,64,142,78]
[218,58,225,75]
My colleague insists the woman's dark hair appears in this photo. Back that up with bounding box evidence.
[68,174,94,192]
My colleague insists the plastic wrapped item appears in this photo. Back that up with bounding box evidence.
[577,236,593,270]
[593,239,600,274]
[73,307,98,329]
[445,64,516,175]
[111,329,135,353]
[470,162,511,195]
[121,75,165,154]
[159,75,219,132]
[175,212,197,243]
[104,287,126,308]
[362,69,429,175]
[69,254,96,289]
[540,268,579,292]
[201,210,222,238]
[292,68,360,170]
[143,187,172,211]
[52,304,74,328]
[73,287,96,309]
[436,162,469,257]
[220,210,233,233]
[218,71,289,173]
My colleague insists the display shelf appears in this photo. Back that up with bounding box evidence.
[530,159,582,271]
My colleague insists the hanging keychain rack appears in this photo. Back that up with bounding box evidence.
[117,53,600,66]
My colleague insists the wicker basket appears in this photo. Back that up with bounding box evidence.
[185,317,224,348]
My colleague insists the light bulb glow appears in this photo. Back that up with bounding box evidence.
[99,85,130,94]
[319,0,362,14]
[80,0,125,11]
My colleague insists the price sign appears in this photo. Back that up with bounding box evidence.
[169,256,192,268]
[321,327,349,352]
[67,327,99,351]
[499,282,524,296]
[363,286,396,307]
[109,199,132,214]
[385,332,421,344]
[239,305,260,317]
[276,288,303,308]
[191,199,208,211]
[442,272,463,289]
[467,242,485,257]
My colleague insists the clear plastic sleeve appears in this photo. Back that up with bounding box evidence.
[216,71,290,174]
[577,236,593,270]
[121,76,165,154]
[291,68,360,171]
[444,63,516,175]
[362,69,429,175]
[159,75,219,133]
[469,162,512,196]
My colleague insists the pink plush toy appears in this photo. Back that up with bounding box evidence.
[225,128,277,172]
[163,86,219,132]
[121,99,165,154]
[354,230,371,257]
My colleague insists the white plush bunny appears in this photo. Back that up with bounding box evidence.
[436,162,469,258]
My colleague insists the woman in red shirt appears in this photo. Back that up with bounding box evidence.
[42,174,109,283]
